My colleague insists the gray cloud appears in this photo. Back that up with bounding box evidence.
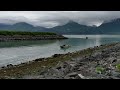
[0,11,120,28]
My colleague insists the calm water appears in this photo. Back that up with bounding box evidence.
[0,35,120,67]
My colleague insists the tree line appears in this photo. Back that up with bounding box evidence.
[0,31,57,36]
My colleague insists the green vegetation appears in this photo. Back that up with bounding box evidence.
[0,31,57,36]
[116,64,120,71]
[95,67,105,74]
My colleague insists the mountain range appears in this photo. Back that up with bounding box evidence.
[0,18,120,34]
[0,22,48,32]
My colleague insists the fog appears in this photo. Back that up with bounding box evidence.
[0,11,120,28]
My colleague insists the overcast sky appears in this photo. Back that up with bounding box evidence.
[0,11,120,28]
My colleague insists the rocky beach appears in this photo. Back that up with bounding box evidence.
[0,35,67,41]
[0,42,120,79]
[0,31,68,41]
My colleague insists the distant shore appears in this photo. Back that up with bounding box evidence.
[0,42,120,79]
[0,35,67,41]
[0,31,68,41]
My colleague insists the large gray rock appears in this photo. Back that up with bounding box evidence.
[7,64,13,68]
[109,71,120,78]
[64,72,78,79]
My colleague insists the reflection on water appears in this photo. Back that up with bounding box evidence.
[0,35,120,67]
[0,40,57,48]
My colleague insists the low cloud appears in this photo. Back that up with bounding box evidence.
[0,11,120,28]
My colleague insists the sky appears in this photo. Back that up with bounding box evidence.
[0,11,120,28]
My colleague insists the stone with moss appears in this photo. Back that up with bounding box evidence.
[116,64,120,71]
[95,67,105,74]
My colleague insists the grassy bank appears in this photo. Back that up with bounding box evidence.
[0,42,118,79]
[0,31,67,41]
[0,31,57,36]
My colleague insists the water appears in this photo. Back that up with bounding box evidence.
[0,35,120,67]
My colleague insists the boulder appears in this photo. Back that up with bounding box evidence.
[65,72,78,78]
[111,59,117,63]
[52,54,63,58]
[1,66,6,69]
[77,74,85,79]
[7,64,13,68]
[110,71,120,78]
[56,66,62,70]
[34,58,44,62]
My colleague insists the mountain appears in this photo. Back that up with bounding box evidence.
[0,23,11,30]
[48,21,99,34]
[48,19,120,35]
[0,22,48,32]
[97,18,120,34]
[0,21,99,34]
[0,19,120,34]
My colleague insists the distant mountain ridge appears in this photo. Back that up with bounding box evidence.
[97,18,120,34]
[0,22,48,32]
[48,18,120,34]
[0,18,120,34]
[47,21,98,34]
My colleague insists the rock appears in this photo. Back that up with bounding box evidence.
[44,76,56,79]
[50,68,64,75]
[21,62,26,65]
[53,62,72,75]
[8,43,120,79]
[52,54,63,58]
[56,66,62,70]
[41,66,46,68]
[101,53,109,58]
[1,66,5,69]
[117,56,120,59]
[108,64,115,70]
[35,58,44,62]
[110,71,120,78]
[23,75,44,79]
[7,64,13,68]
[66,61,77,67]
[77,74,85,79]
[108,76,120,79]
[65,72,78,78]
[111,59,117,63]
[64,76,72,79]
[98,60,105,65]
[64,73,87,79]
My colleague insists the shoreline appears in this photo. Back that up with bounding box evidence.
[0,42,119,79]
[0,35,67,41]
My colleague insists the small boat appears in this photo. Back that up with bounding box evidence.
[60,44,71,49]
[86,37,88,39]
